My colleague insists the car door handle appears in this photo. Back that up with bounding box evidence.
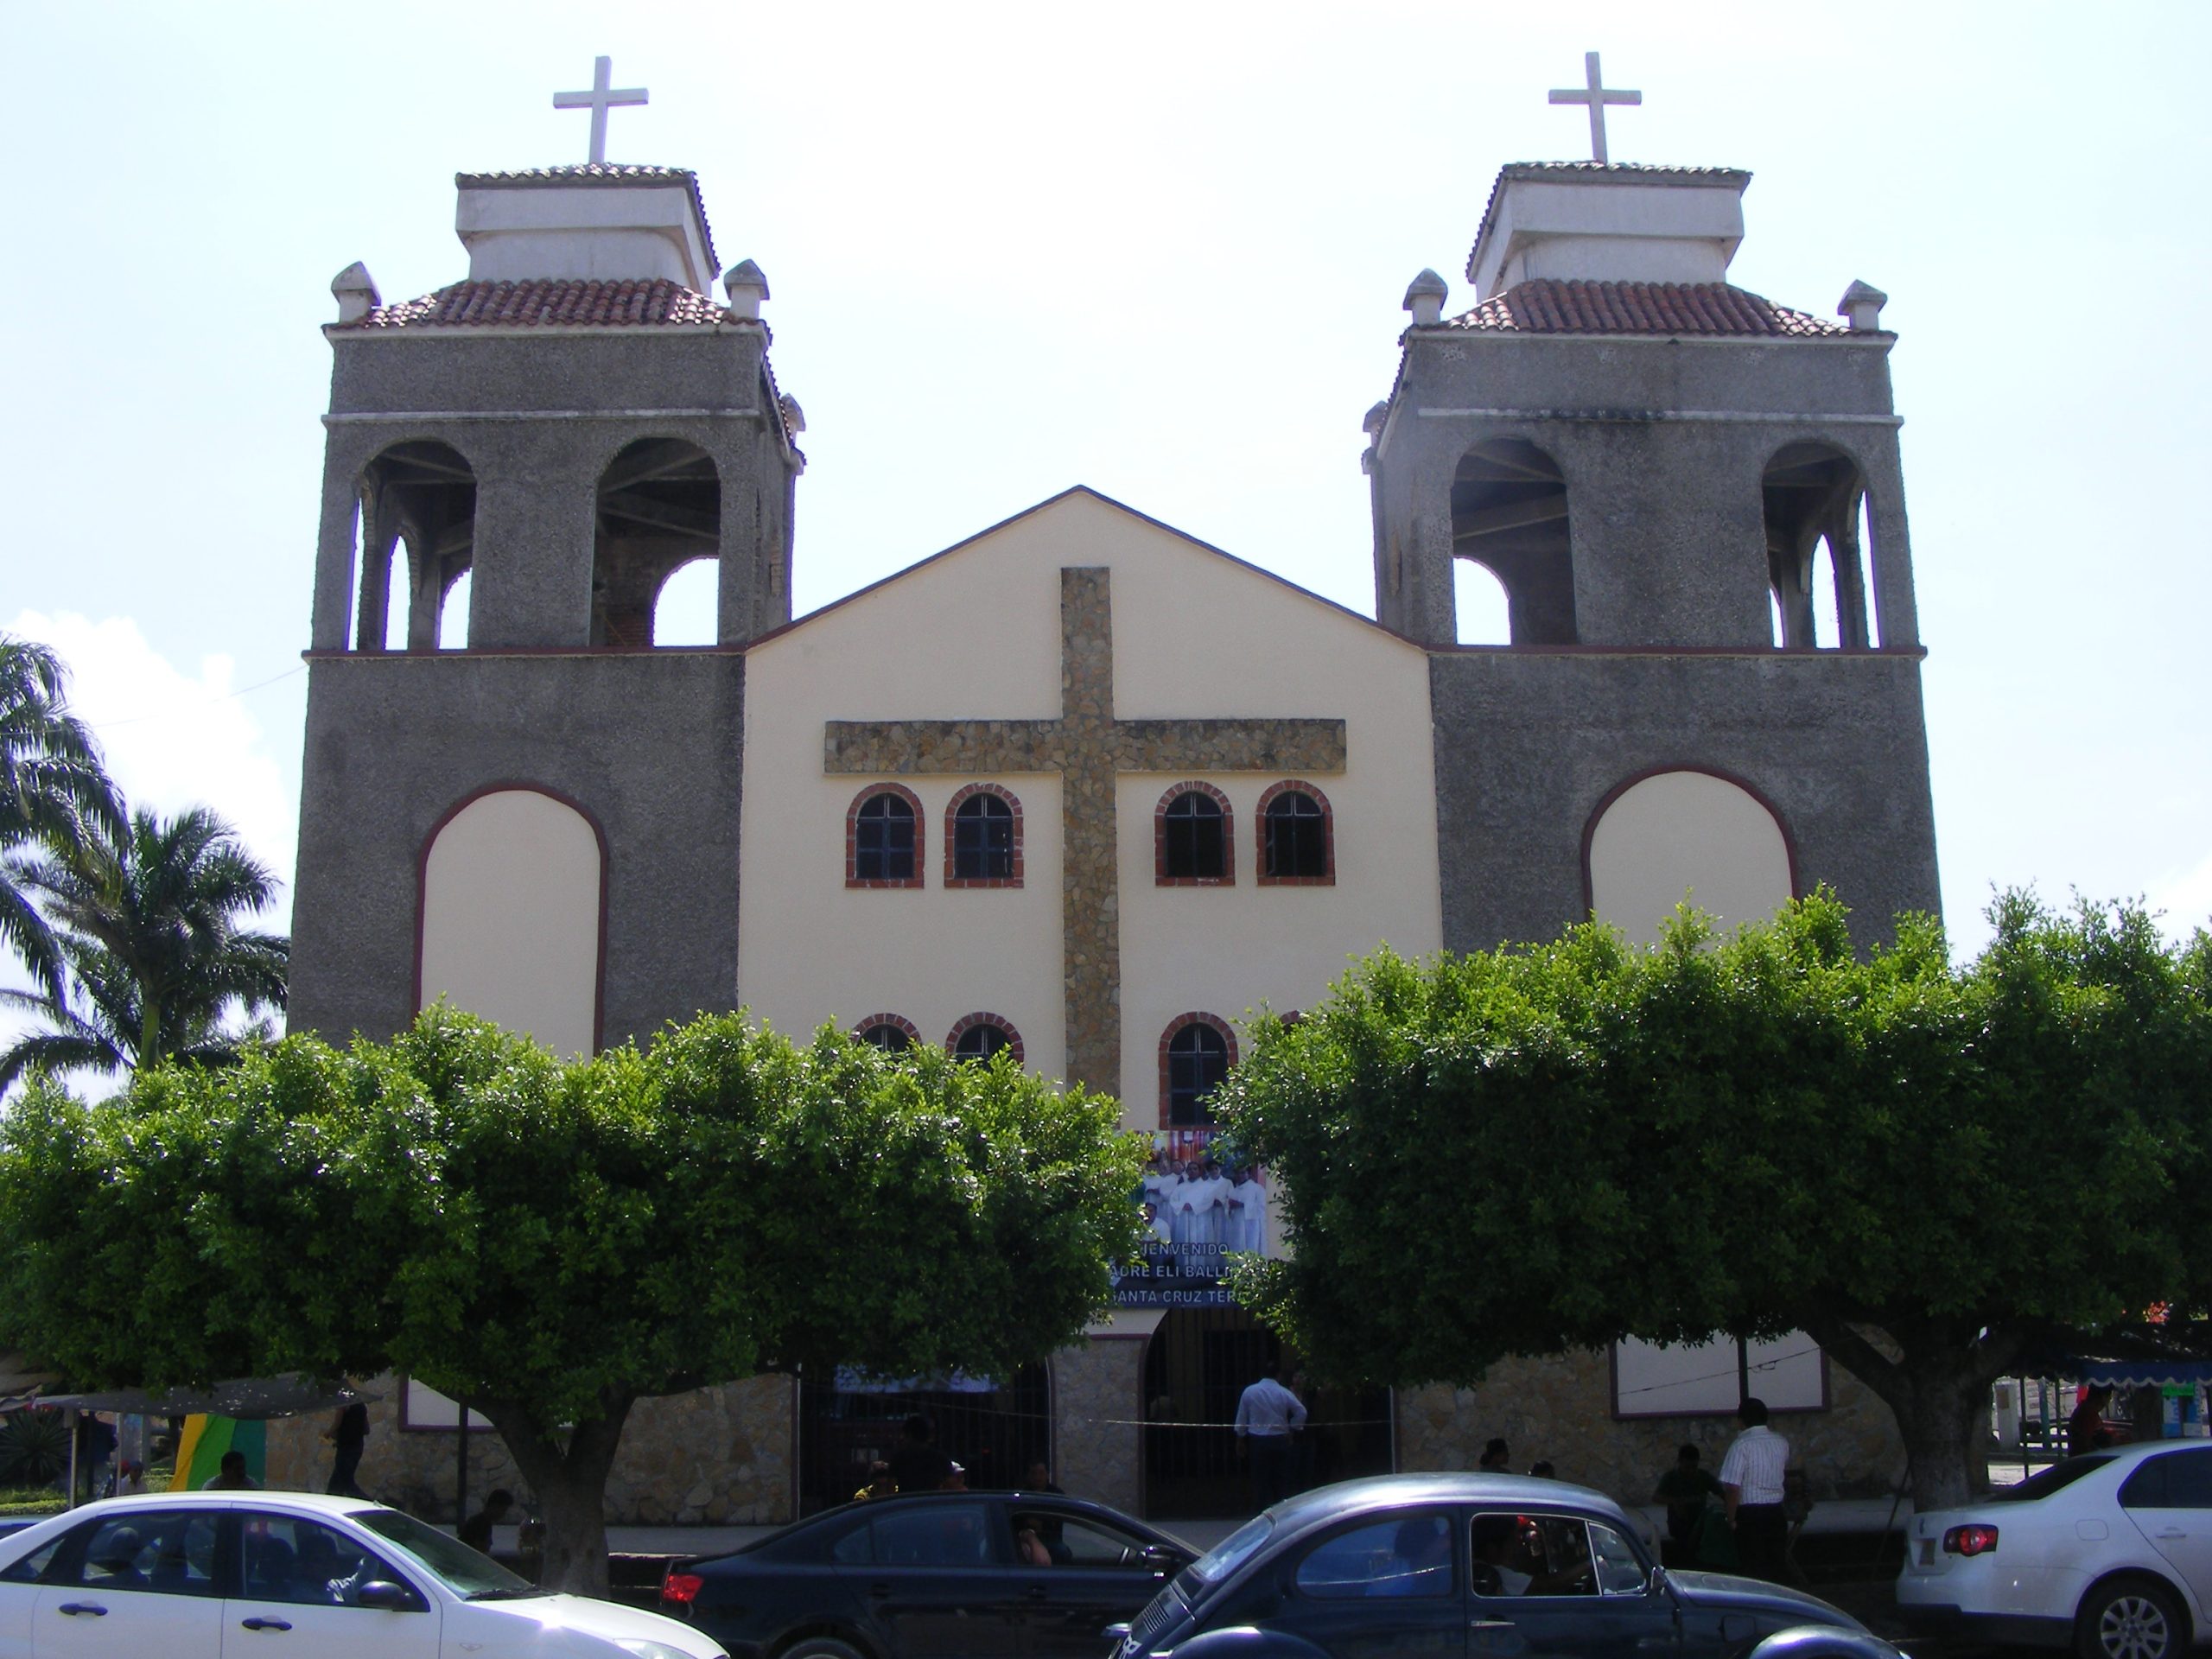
[868,1582,892,1598]
[1026,1586,1049,1599]
[1471,1618,1517,1629]
[2156,1529,2189,1540]
[240,1617,295,1631]
[57,1602,107,1617]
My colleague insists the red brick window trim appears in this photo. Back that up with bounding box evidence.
[946,1011,1025,1066]
[845,783,925,889]
[1159,1011,1239,1128]
[944,782,1025,888]
[853,1013,924,1052]
[1154,780,1235,887]
[1256,779,1336,887]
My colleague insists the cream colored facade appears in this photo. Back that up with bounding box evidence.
[737,490,1445,1094]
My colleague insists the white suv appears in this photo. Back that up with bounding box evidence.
[1897,1440,2212,1659]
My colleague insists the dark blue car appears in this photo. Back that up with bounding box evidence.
[660,1489,1197,1659]
[1110,1473,1905,1659]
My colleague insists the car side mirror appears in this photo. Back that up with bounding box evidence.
[354,1580,416,1611]
[1141,1545,1179,1573]
[1103,1622,1133,1643]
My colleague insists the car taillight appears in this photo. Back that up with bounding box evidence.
[1942,1524,1999,1556]
[662,1570,704,1604]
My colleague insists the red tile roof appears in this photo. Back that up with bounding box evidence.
[1443,279,1847,338]
[456,165,718,270]
[338,278,728,331]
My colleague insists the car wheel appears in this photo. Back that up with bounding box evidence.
[2076,1576,2187,1659]
[780,1639,867,1659]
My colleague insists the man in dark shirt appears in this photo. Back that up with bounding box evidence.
[887,1414,954,1494]
[325,1401,370,1498]
[1656,1445,1723,1557]
[460,1490,515,1552]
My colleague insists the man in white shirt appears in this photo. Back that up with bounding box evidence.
[1719,1396,1791,1582]
[1233,1363,1308,1510]
[1227,1169,1268,1254]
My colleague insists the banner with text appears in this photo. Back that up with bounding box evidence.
[1113,1128,1272,1307]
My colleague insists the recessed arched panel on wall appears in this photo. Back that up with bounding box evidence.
[417,786,605,1056]
[1585,769,1796,945]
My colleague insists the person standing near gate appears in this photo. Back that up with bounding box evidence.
[324,1399,371,1498]
[1719,1397,1791,1582]
[1235,1362,1306,1511]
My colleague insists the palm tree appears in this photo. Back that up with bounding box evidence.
[0,635,123,1002]
[0,805,289,1090]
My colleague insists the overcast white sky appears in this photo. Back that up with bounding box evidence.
[3,0,2209,1051]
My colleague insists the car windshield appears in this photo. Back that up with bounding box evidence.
[1986,1455,2117,1503]
[350,1508,541,1598]
[1180,1513,1272,1589]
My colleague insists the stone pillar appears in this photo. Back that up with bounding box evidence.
[1052,1336,1148,1516]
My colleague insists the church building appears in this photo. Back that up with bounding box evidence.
[281,66,1937,1521]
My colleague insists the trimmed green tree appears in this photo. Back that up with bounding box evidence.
[1221,892,2212,1509]
[0,1006,1145,1592]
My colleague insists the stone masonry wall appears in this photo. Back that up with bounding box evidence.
[1052,1338,1147,1517]
[1396,1349,1905,1505]
[264,1375,797,1526]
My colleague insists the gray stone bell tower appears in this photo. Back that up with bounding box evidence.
[288,162,801,1050]
[1367,159,1941,950]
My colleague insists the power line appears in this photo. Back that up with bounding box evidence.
[85,664,305,731]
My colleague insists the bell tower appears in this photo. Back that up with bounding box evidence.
[1369,58,1940,951]
[289,76,798,1053]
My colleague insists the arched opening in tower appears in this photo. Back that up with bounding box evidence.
[1450,438,1576,645]
[593,439,722,647]
[353,440,477,652]
[1763,442,1874,650]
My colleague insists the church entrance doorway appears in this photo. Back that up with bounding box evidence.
[1141,1307,1393,1519]
[796,1365,1050,1515]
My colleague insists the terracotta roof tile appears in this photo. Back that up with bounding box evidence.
[454,165,718,271]
[1442,279,1847,338]
[340,278,728,332]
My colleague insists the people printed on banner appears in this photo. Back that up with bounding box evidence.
[1137,1139,1268,1255]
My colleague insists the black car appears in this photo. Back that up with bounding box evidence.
[1109,1473,1906,1659]
[660,1488,1197,1659]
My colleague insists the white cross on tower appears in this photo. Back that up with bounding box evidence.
[553,55,649,167]
[1548,50,1641,165]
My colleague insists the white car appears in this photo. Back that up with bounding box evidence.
[0,1488,728,1659]
[1897,1440,2212,1659]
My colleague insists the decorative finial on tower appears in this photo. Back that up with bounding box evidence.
[723,260,771,321]
[1838,280,1889,332]
[330,262,380,324]
[553,56,648,166]
[1548,51,1641,164]
[1402,270,1449,327]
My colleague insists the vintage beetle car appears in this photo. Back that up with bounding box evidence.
[1109,1473,1904,1659]
[659,1487,1195,1659]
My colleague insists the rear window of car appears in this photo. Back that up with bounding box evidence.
[1987,1455,2116,1502]
[1182,1513,1272,1588]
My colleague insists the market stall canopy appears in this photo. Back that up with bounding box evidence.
[36,1376,378,1420]
[0,1352,63,1412]
[2074,1360,2212,1389]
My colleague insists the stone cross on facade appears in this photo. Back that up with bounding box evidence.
[553,55,649,166]
[1548,50,1641,165]
[824,568,1345,1099]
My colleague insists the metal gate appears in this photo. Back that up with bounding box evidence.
[797,1365,1051,1515]
[1141,1307,1392,1519]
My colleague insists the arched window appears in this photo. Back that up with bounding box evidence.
[853,1014,922,1052]
[1453,560,1513,646]
[1763,442,1871,651]
[1450,437,1576,645]
[1160,1014,1238,1128]
[847,785,924,888]
[945,785,1022,887]
[1258,782,1334,886]
[355,440,476,653]
[947,1013,1024,1065]
[652,556,718,647]
[1156,783,1233,885]
[593,438,721,648]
